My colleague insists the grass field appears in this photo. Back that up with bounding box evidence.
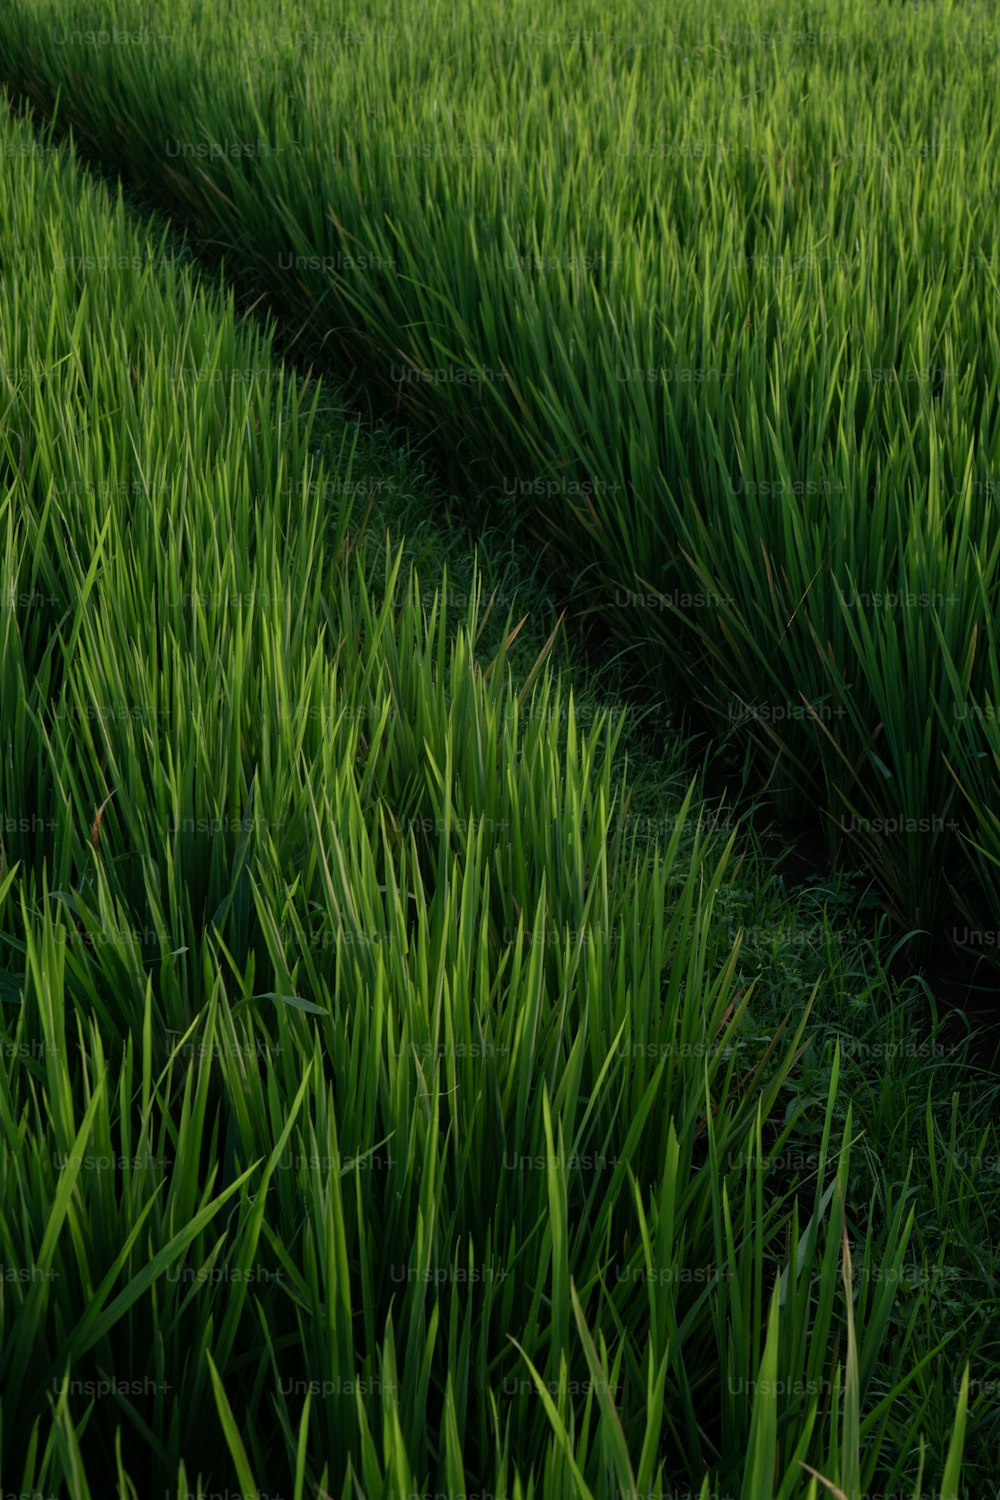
[0,2,999,1497]
[2,0,999,951]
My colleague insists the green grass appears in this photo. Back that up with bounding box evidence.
[0,22,998,1500]
[2,0,998,953]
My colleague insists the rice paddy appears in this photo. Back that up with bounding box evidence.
[0,1,998,1495]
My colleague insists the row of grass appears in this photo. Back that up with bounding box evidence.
[0,62,995,1500]
[2,0,998,955]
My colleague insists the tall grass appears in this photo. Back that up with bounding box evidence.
[0,85,985,1498]
[3,0,997,951]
